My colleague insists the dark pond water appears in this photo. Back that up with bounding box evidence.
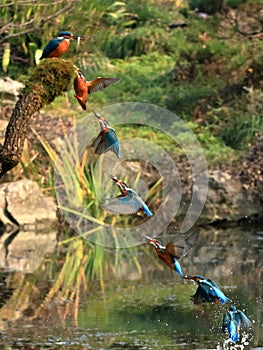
[0,224,262,350]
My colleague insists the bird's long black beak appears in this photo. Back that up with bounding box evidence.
[94,111,103,120]
[111,175,120,183]
[73,35,84,40]
[183,275,193,280]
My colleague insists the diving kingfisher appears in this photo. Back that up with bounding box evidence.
[222,306,251,342]
[73,68,120,110]
[145,232,199,277]
[92,112,120,158]
[101,175,153,216]
[40,31,80,59]
[184,275,230,305]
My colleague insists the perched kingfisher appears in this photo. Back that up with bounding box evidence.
[92,112,120,158]
[73,68,120,110]
[184,275,230,304]
[101,175,153,216]
[222,306,251,342]
[40,31,80,59]
[145,232,199,277]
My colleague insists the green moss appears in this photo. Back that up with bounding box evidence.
[23,58,75,107]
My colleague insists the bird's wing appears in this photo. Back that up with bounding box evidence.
[101,191,141,215]
[87,77,120,94]
[191,285,212,304]
[129,189,152,216]
[165,242,184,258]
[207,278,220,289]
[91,133,103,150]
[236,310,251,328]
[92,129,120,158]
[40,38,58,59]
[206,279,230,304]
[165,232,199,259]
[182,231,199,259]
[103,129,120,158]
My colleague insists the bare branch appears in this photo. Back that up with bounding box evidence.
[0,27,37,43]
[0,23,11,36]
[11,18,35,28]
[41,2,75,23]
[0,2,75,44]
[0,0,65,8]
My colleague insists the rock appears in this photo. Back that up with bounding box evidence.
[176,169,262,226]
[0,77,24,103]
[0,179,58,272]
[0,179,57,227]
[200,170,262,223]
[241,135,263,199]
[0,227,57,273]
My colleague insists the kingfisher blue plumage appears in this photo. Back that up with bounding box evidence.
[73,68,120,110]
[40,31,80,60]
[222,306,251,342]
[92,112,120,158]
[145,232,199,277]
[184,275,230,304]
[101,175,153,216]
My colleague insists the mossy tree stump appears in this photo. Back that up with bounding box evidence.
[0,58,75,179]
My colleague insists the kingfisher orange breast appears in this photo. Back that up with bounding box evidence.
[157,250,174,269]
[74,76,87,97]
[49,39,70,58]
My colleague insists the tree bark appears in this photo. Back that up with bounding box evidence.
[0,58,75,179]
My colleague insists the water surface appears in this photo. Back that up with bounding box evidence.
[0,224,262,349]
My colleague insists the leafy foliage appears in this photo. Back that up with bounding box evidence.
[0,0,78,74]
[1,0,261,168]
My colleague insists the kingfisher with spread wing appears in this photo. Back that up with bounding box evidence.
[102,175,153,216]
[184,275,230,305]
[222,306,251,342]
[145,232,199,277]
[92,112,120,158]
[73,68,120,110]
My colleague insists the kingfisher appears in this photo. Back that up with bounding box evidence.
[145,232,199,277]
[184,275,230,305]
[101,175,153,216]
[73,68,120,110]
[40,31,80,59]
[222,306,251,342]
[92,112,120,158]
